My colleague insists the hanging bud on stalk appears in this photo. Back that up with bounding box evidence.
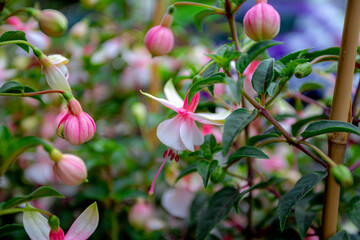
[294,62,312,78]
[144,7,175,57]
[243,0,280,42]
[57,96,96,145]
[33,9,68,37]
[48,216,65,240]
[331,165,353,188]
[52,153,88,186]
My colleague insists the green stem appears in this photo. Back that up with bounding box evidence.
[0,40,37,51]
[172,2,225,13]
[255,138,287,148]
[2,8,29,22]
[0,89,65,98]
[0,207,52,217]
[310,55,339,65]
[225,0,240,52]
[300,141,337,168]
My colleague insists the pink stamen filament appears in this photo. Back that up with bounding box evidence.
[149,155,168,195]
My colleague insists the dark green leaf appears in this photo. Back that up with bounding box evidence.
[227,146,269,164]
[202,61,219,78]
[194,9,217,31]
[278,171,327,231]
[0,31,29,53]
[0,125,14,159]
[0,81,43,103]
[247,128,281,146]
[301,120,360,139]
[295,206,317,239]
[188,73,226,100]
[279,48,312,64]
[329,230,350,240]
[190,193,210,225]
[196,187,240,240]
[299,82,324,92]
[197,160,218,188]
[1,186,65,209]
[282,59,308,78]
[252,58,274,95]
[200,134,221,159]
[267,81,279,97]
[347,196,360,230]
[222,108,258,155]
[291,114,327,137]
[302,47,340,62]
[226,76,244,104]
[236,40,283,73]
[176,163,198,182]
[0,224,24,237]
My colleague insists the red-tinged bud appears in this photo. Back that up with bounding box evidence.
[35,9,68,37]
[128,199,154,229]
[48,215,65,240]
[243,0,280,42]
[144,11,174,57]
[57,99,96,145]
[53,154,87,185]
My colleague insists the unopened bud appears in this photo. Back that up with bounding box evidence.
[331,165,354,188]
[53,154,87,185]
[210,167,226,183]
[48,216,60,231]
[294,62,312,78]
[243,1,280,42]
[36,9,68,37]
[192,75,202,83]
[128,199,154,229]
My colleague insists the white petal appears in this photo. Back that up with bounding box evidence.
[48,54,69,65]
[156,115,187,151]
[164,80,183,108]
[190,111,231,125]
[179,118,195,151]
[161,188,194,218]
[140,90,179,112]
[23,206,50,240]
[192,120,205,146]
[44,65,72,92]
[65,202,99,240]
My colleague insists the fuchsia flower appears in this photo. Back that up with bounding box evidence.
[243,0,280,42]
[57,98,96,145]
[141,80,229,151]
[23,202,99,240]
[144,12,174,56]
[53,154,87,186]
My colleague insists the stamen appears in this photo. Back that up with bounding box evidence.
[149,155,168,195]
[175,153,179,162]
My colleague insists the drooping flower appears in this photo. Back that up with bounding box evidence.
[34,9,68,37]
[57,98,96,145]
[23,202,99,240]
[243,0,280,42]
[37,53,72,92]
[141,80,229,151]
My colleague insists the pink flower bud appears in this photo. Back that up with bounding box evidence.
[53,154,87,185]
[49,228,65,240]
[144,13,174,56]
[128,199,154,229]
[243,0,280,42]
[35,9,68,37]
[57,99,96,145]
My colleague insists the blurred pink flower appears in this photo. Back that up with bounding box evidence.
[243,61,260,97]
[259,148,288,173]
[201,124,223,143]
[53,154,87,186]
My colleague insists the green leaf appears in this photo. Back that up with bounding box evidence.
[0,224,24,237]
[295,206,317,239]
[200,134,221,159]
[196,187,240,240]
[0,125,14,159]
[202,61,220,78]
[282,59,309,78]
[188,73,226,100]
[301,120,360,139]
[1,186,65,209]
[329,230,350,240]
[347,196,360,230]
[222,108,258,155]
[236,40,283,73]
[302,47,340,62]
[291,114,327,137]
[299,82,324,92]
[267,81,279,97]
[175,163,198,182]
[252,58,274,96]
[248,127,281,146]
[0,81,43,103]
[0,31,29,53]
[197,160,218,188]
[193,9,217,31]
[226,76,244,104]
[278,171,327,231]
[279,48,312,65]
[227,146,269,164]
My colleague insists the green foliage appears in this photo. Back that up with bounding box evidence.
[206,44,240,73]
[278,172,327,231]
[194,9,217,31]
[0,81,44,103]
[347,196,360,230]
[295,206,317,239]
[0,186,64,210]
[329,230,350,240]
[251,58,274,96]
[227,146,269,164]
[0,31,29,53]
[0,224,24,238]
[222,108,258,155]
[301,120,360,139]
[196,187,240,240]
[188,73,226,100]
[247,127,281,146]
[197,160,218,188]
[291,114,327,137]
[226,76,244,104]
